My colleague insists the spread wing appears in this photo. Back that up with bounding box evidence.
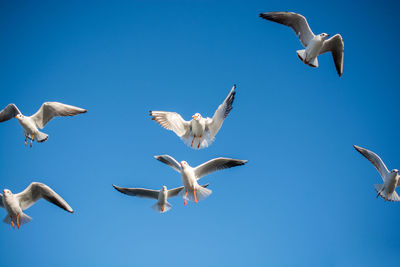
[205,85,236,139]
[259,11,315,47]
[354,145,389,181]
[0,103,21,123]
[30,102,87,129]
[150,111,191,138]
[319,34,344,77]
[15,182,74,213]
[194,158,248,179]
[0,193,3,208]
[113,185,159,199]
[154,155,182,173]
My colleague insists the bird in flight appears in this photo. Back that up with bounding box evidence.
[154,155,247,205]
[0,182,74,229]
[0,102,87,147]
[113,184,209,213]
[354,145,400,201]
[259,12,344,77]
[150,85,236,149]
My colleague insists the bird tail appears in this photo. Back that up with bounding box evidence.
[35,131,48,142]
[152,202,172,213]
[3,213,32,226]
[180,185,212,202]
[181,132,214,150]
[296,49,318,68]
[374,184,400,201]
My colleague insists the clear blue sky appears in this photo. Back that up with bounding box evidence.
[1,0,400,266]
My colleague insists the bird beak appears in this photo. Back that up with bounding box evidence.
[326,34,330,37]
[192,115,197,119]
[14,116,18,119]
[2,190,5,194]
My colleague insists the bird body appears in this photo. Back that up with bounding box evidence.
[297,34,327,67]
[15,115,48,142]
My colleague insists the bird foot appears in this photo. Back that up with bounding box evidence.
[194,187,198,203]
[184,191,188,205]
[17,214,20,229]
[11,221,15,229]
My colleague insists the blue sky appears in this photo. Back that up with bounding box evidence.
[1,0,400,266]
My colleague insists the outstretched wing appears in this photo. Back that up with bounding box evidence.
[194,158,248,179]
[0,103,21,123]
[319,34,344,77]
[150,111,191,138]
[15,182,74,213]
[205,85,236,139]
[259,11,315,47]
[113,185,159,199]
[354,145,389,181]
[30,102,87,129]
[154,155,182,173]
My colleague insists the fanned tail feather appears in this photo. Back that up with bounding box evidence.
[374,184,400,202]
[180,185,212,202]
[3,213,32,226]
[152,202,172,213]
[35,131,48,142]
[181,132,214,150]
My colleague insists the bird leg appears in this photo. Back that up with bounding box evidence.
[197,136,202,149]
[184,190,188,205]
[161,205,165,212]
[386,194,389,201]
[376,191,381,198]
[24,136,27,145]
[30,134,34,148]
[11,220,15,229]
[16,214,20,229]
[191,135,196,147]
[193,186,198,203]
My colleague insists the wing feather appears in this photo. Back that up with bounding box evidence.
[150,111,190,138]
[319,34,344,77]
[0,104,21,123]
[354,145,389,181]
[113,185,159,199]
[154,155,182,173]
[194,158,248,179]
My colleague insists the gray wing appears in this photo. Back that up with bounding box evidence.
[154,155,182,173]
[113,185,159,199]
[354,145,389,181]
[15,182,74,213]
[259,12,315,47]
[150,111,191,138]
[205,85,236,139]
[0,193,3,208]
[319,34,344,77]
[167,183,210,198]
[194,158,248,179]
[30,102,87,129]
[0,103,21,123]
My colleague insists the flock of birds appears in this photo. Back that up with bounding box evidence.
[0,12,397,229]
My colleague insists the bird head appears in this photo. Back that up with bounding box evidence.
[162,186,167,191]
[392,169,399,174]
[14,114,23,120]
[2,189,11,197]
[192,113,202,121]
[319,33,329,39]
[180,161,188,168]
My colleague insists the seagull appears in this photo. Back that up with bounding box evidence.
[0,102,87,147]
[0,182,74,229]
[150,84,236,149]
[113,184,209,213]
[354,145,400,201]
[259,12,344,77]
[154,155,248,205]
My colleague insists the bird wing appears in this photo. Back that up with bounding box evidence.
[154,155,182,173]
[319,34,344,77]
[15,182,74,213]
[259,12,315,47]
[354,145,389,181]
[167,186,185,198]
[0,193,3,208]
[30,102,87,129]
[0,103,22,123]
[150,111,191,138]
[194,158,248,179]
[205,85,236,139]
[112,185,159,199]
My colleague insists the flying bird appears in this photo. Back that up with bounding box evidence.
[0,182,74,229]
[150,84,236,149]
[354,145,400,201]
[0,102,87,147]
[113,184,209,213]
[154,155,247,205]
[259,12,344,77]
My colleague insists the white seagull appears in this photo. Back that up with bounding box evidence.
[113,184,209,213]
[259,12,344,77]
[0,102,87,147]
[354,145,400,201]
[0,182,74,229]
[150,85,236,149]
[154,155,247,205]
